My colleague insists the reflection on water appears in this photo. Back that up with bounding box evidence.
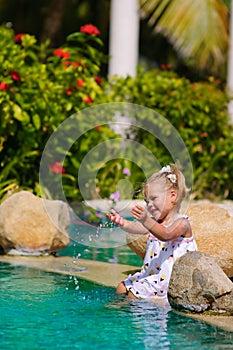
[106,295,233,350]
[106,296,171,350]
[129,301,171,350]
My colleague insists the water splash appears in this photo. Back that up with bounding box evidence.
[64,245,87,290]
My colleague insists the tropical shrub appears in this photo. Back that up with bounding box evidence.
[99,69,233,199]
[0,23,113,201]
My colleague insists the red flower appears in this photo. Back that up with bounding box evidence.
[75,60,82,66]
[63,61,72,69]
[10,71,22,82]
[65,86,77,95]
[53,48,70,59]
[200,132,207,138]
[77,79,84,87]
[63,60,82,69]
[0,82,9,91]
[160,64,171,70]
[80,24,100,36]
[48,162,66,174]
[65,88,73,96]
[180,122,186,128]
[94,75,102,86]
[14,33,25,43]
[83,95,93,104]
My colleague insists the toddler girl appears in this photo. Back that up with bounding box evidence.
[107,164,197,303]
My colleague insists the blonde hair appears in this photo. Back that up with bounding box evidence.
[144,163,189,209]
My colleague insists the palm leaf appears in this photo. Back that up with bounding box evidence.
[140,0,229,72]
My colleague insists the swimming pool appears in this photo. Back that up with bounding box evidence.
[1,258,233,349]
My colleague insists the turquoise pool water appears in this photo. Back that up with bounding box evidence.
[1,223,233,349]
[1,262,233,349]
[59,223,143,266]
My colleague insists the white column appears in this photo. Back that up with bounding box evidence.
[108,0,139,77]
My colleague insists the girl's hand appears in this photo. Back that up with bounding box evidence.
[106,210,124,226]
[131,205,148,223]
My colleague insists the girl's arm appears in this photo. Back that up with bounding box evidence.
[106,210,148,235]
[131,205,190,241]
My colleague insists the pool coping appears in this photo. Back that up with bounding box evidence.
[0,254,232,333]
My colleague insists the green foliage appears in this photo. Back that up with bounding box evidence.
[0,24,232,203]
[0,24,108,201]
[99,69,233,199]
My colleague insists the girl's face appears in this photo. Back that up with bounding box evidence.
[144,181,177,221]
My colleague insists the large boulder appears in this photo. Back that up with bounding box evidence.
[126,202,233,278]
[0,191,70,255]
[187,203,233,277]
[168,251,233,314]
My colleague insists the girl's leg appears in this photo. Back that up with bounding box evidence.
[116,281,127,294]
[127,291,137,299]
[116,282,137,299]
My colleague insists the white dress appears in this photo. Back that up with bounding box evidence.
[124,215,197,301]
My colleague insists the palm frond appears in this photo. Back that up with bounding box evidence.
[140,0,229,72]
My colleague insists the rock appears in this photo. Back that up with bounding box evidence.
[126,232,148,259]
[126,202,233,277]
[187,203,233,278]
[0,191,70,255]
[168,251,233,314]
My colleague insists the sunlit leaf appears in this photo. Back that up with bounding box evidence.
[12,104,24,121]
[32,114,41,130]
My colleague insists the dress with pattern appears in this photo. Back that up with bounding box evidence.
[124,215,197,300]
